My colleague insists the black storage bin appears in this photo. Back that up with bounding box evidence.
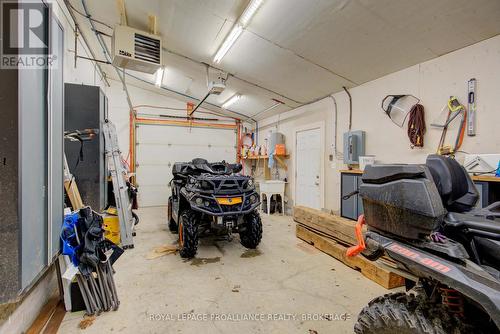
[360,164,446,240]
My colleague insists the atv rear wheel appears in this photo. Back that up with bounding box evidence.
[354,292,464,334]
[178,210,198,258]
[167,197,178,233]
[239,211,262,249]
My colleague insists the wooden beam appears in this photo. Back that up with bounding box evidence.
[41,302,66,334]
[274,155,288,171]
[296,224,405,289]
[293,206,363,246]
[64,179,84,210]
[148,15,157,35]
[135,118,237,130]
[26,296,60,334]
[116,0,128,26]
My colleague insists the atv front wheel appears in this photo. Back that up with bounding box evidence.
[354,292,464,334]
[178,210,198,258]
[167,197,178,233]
[239,211,262,249]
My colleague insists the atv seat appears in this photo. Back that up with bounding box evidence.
[426,155,479,212]
[475,237,500,270]
[444,212,500,236]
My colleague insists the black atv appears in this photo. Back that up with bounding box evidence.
[167,158,262,258]
[347,154,500,333]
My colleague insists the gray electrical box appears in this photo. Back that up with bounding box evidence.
[343,130,366,164]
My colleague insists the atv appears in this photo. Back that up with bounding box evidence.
[167,158,262,258]
[347,154,500,333]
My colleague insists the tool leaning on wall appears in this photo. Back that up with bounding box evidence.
[431,96,467,156]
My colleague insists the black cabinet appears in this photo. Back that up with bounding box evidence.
[341,172,363,220]
[473,180,500,208]
[64,84,108,211]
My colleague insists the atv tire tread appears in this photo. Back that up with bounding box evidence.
[167,197,178,233]
[239,211,262,249]
[179,210,198,258]
[354,292,465,334]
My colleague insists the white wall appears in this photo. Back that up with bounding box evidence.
[258,34,500,213]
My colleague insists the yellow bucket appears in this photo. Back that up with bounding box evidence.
[102,208,120,245]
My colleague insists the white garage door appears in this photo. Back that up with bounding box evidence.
[136,124,236,207]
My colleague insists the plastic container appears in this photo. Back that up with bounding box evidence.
[275,144,286,156]
[102,208,120,244]
[359,155,375,170]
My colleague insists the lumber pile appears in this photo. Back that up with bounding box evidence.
[294,206,405,289]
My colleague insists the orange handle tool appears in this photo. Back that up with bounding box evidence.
[346,215,366,257]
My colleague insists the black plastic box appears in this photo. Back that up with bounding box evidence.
[360,164,446,240]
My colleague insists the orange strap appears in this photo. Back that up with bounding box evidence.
[346,215,366,257]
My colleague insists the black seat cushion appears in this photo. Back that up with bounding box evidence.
[426,155,478,212]
[475,237,500,270]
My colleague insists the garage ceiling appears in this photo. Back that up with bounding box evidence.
[70,0,500,120]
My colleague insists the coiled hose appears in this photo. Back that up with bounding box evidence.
[407,104,426,148]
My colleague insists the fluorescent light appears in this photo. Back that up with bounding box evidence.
[213,25,243,63]
[213,0,264,63]
[240,0,264,27]
[222,94,241,109]
[155,67,165,87]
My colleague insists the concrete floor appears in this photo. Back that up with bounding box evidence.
[59,207,386,334]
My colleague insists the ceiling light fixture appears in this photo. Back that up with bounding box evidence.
[213,25,243,64]
[239,0,264,27]
[213,0,265,64]
[222,94,242,109]
[155,67,165,87]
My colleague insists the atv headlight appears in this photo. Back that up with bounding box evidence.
[195,197,203,205]
[247,179,254,187]
[249,195,257,203]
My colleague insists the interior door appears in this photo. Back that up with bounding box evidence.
[136,125,236,207]
[295,127,321,209]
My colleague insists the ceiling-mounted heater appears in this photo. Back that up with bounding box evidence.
[112,25,163,74]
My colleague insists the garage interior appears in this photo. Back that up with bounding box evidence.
[1,0,500,333]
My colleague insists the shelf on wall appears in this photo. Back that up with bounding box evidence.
[242,154,289,179]
[242,154,289,160]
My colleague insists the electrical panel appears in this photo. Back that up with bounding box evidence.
[343,130,365,164]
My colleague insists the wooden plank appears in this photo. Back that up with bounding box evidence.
[26,296,59,334]
[472,175,500,183]
[148,15,157,35]
[274,155,288,171]
[64,179,84,210]
[42,302,66,334]
[116,0,128,26]
[293,206,363,246]
[296,224,405,289]
[339,169,363,174]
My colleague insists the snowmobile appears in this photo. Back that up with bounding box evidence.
[167,158,262,258]
[347,154,500,333]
